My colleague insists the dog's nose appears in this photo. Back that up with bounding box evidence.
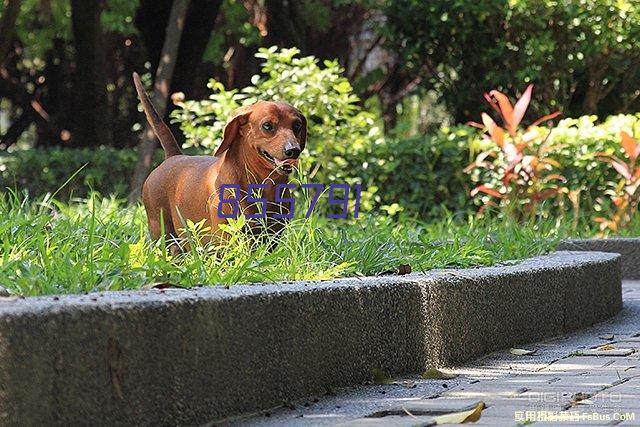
[284,145,301,159]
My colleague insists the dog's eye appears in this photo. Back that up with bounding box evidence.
[292,120,302,132]
[262,122,274,132]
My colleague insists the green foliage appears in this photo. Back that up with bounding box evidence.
[468,114,640,220]
[172,46,382,196]
[0,147,161,200]
[101,0,139,34]
[8,0,139,64]
[354,126,483,219]
[465,85,565,220]
[592,130,640,232]
[0,192,561,296]
[14,0,72,60]
[201,0,261,64]
[354,113,640,220]
[382,0,640,120]
[5,113,639,223]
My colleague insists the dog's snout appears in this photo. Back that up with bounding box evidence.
[283,141,301,159]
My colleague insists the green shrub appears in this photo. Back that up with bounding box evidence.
[4,113,639,223]
[550,115,640,206]
[171,46,382,209]
[383,0,640,120]
[0,147,162,200]
[356,113,640,220]
[354,125,483,219]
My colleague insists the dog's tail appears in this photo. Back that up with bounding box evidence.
[132,72,182,159]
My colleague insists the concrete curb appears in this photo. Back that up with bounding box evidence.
[558,238,640,279]
[0,251,622,425]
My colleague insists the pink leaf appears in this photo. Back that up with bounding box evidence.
[481,113,505,148]
[612,160,632,180]
[621,131,638,163]
[483,92,502,114]
[512,84,533,131]
[529,111,562,128]
[489,90,515,135]
[466,121,485,129]
[470,185,503,198]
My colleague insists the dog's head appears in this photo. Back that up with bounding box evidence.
[215,101,307,176]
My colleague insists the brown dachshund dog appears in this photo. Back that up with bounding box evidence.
[132,73,306,248]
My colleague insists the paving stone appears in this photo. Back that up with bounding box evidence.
[617,413,640,425]
[606,359,640,369]
[336,415,436,426]
[544,356,625,369]
[541,375,620,390]
[367,399,483,416]
[530,423,616,426]
[441,388,525,399]
[579,349,636,356]
[499,375,564,386]
[482,400,552,415]
[460,417,516,426]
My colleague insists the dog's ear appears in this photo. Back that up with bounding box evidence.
[214,105,253,157]
[296,109,308,149]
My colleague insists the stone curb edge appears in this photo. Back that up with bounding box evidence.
[558,237,640,279]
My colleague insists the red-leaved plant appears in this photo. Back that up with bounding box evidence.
[465,84,563,220]
[594,131,640,232]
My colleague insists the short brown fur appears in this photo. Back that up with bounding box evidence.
[132,72,306,248]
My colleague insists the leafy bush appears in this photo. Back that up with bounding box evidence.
[356,113,640,221]
[593,131,640,232]
[4,112,640,224]
[383,0,640,121]
[549,114,640,214]
[354,126,482,219]
[0,147,161,200]
[171,46,382,204]
[465,85,564,220]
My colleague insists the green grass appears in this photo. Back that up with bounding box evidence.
[0,190,573,297]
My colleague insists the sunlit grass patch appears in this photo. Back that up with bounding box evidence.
[0,192,569,297]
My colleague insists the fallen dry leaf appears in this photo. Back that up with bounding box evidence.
[401,406,417,418]
[433,402,485,424]
[570,392,592,406]
[421,367,457,380]
[510,348,537,356]
[596,344,616,351]
[397,264,412,275]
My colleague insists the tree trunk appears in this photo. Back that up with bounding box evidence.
[70,0,112,147]
[128,0,189,204]
[135,0,223,96]
[172,0,223,95]
[0,0,21,63]
[582,62,607,115]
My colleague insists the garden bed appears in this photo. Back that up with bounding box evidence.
[0,251,622,425]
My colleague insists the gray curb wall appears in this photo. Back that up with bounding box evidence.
[0,251,622,426]
[558,238,640,279]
